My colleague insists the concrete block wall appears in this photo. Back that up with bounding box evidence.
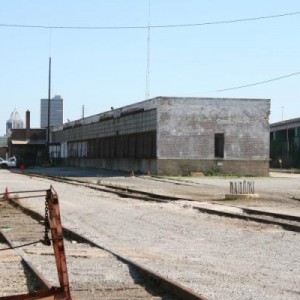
[64,157,157,175]
[156,97,270,161]
[52,97,271,176]
[156,159,269,177]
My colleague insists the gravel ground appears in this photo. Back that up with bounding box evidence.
[0,243,29,296]
[1,169,300,300]
[23,242,158,299]
[0,195,163,299]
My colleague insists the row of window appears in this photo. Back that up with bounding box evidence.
[68,131,156,159]
[53,132,223,159]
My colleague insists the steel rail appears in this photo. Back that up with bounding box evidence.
[9,195,209,300]
[63,229,209,300]
[238,206,300,222]
[192,206,300,233]
[21,173,178,202]
[20,172,300,233]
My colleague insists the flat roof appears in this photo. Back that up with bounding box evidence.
[270,117,300,132]
[52,96,270,132]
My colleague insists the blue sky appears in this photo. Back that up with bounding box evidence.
[0,0,299,134]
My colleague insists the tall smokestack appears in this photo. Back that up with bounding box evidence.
[26,110,30,140]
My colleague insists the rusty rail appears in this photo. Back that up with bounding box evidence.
[53,226,209,300]
[0,187,72,300]
[3,187,209,300]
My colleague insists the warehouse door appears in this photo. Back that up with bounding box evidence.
[214,133,224,158]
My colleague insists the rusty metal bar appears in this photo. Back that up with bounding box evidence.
[46,186,72,299]
[5,195,46,200]
[0,189,48,196]
[0,288,64,300]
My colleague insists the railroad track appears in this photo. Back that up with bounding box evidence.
[0,188,208,300]
[0,231,44,298]
[19,171,300,233]
[0,196,65,299]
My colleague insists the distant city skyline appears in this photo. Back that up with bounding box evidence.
[0,1,299,135]
[6,108,24,135]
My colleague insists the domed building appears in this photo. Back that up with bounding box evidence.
[6,109,24,135]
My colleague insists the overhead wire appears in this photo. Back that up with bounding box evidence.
[216,71,300,92]
[0,10,299,92]
[0,11,299,30]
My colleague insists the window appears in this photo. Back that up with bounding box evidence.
[215,133,224,158]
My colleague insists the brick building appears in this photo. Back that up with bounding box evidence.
[51,97,270,176]
[8,111,47,166]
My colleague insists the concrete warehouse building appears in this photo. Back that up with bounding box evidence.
[51,97,270,176]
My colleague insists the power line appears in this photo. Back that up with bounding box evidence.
[0,11,299,30]
[151,11,300,29]
[217,71,300,92]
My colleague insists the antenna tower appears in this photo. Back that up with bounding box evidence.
[145,0,151,100]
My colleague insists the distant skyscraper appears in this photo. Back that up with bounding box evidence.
[40,95,63,128]
[6,109,24,134]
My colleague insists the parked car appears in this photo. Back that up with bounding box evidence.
[0,156,17,168]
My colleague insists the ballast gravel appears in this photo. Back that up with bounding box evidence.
[0,169,299,300]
